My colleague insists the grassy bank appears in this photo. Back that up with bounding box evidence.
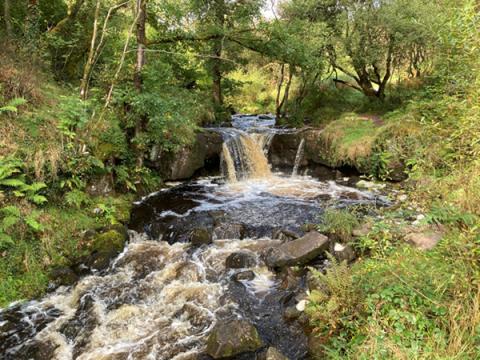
[304,78,480,359]
[0,55,138,306]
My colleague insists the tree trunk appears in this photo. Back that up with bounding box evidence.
[134,0,147,167]
[3,0,12,37]
[376,40,393,100]
[275,64,285,119]
[80,0,101,100]
[212,40,223,107]
[211,0,225,118]
[281,65,294,117]
[276,64,294,119]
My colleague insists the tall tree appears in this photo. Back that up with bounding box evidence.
[134,0,147,166]
[3,0,12,37]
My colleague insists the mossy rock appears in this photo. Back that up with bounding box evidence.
[49,266,79,287]
[190,227,213,246]
[206,319,263,359]
[81,225,128,271]
[91,227,127,254]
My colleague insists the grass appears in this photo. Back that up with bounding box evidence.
[308,226,480,359]
[0,193,133,307]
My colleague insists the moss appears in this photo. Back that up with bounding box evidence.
[91,228,127,254]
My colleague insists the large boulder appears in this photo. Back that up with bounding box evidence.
[150,130,223,180]
[206,319,263,359]
[268,131,303,167]
[269,128,329,169]
[264,231,330,269]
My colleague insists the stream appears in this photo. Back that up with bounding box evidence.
[0,115,388,360]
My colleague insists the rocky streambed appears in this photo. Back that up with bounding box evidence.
[0,115,393,360]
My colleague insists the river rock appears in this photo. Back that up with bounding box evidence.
[79,225,129,271]
[264,231,330,269]
[213,223,246,240]
[404,228,443,250]
[264,346,289,360]
[331,242,356,263]
[283,306,302,321]
[272,228,300,242]
[190,227,213,246]
[269,131,303,167]
[232,270,255,282]
[150,130,222,180]
[206,319,263,359]
[49,266,79,287]
[225,251,257,269]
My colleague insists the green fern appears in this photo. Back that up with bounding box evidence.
[0,206,44,248]
[0,157,48,204]
[0,98,27,114]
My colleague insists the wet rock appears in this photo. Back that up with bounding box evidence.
[264,231,330,269]
[206,319,263,359]
[331,242,356,263]
[264,346,289,360]
[213,223,245,240]
[280,267,302,290]
[59,295,97,358]
[269,132,303,167]
[307,332,325,358]
[49,266,78,287]
[226,252,256,269]
[232,270,255,282]
[404,228,443,250]
[272,228,300,242]
[283,306,302,321]
[9,340,59,360]
[190,227,213,246]
[150,130,223,180]
[85,225,128,271]
[0,304,62,357]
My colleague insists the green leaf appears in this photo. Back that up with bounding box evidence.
[0,232,14,247]
[25,216,44,232]
[29,194,48,205]
[2,216,21,230]
[0,178,26,188]
[0,206,21,217]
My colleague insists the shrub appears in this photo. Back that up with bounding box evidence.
[317,208,360,243]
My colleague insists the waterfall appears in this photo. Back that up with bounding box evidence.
[220,130,272,182]
[292,138,305,176]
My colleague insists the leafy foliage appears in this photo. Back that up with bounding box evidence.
[317,208,360,243]
[0,157,47,204]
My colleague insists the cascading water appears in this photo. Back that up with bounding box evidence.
[0,114,389,360]
[219,129,272,182]
[292,138,306,177]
